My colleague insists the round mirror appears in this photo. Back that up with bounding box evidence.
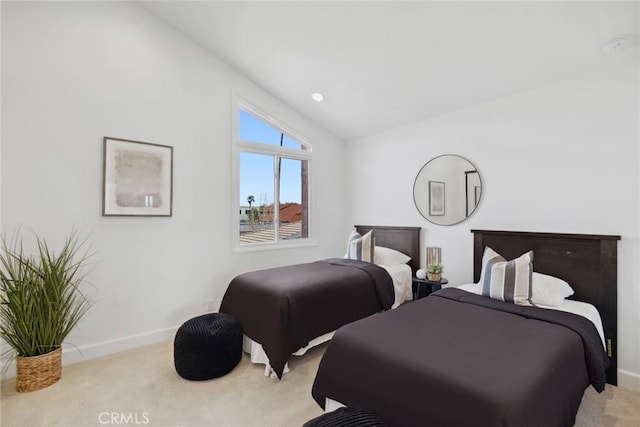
[413,154,482,226]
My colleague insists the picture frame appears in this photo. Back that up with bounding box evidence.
[428,181,445,216]
[102,137,173,216]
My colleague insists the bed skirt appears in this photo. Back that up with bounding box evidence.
[243,332,335,378]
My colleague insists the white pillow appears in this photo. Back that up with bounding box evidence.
[374,246,411,266]
[457,283,480,294]
[344,229,359,256]
[531,272,574,308]
[462,273,574,308]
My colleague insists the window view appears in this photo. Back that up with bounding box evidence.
[239,110,303,150]
[237,108,310,245]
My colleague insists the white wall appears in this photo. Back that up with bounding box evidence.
[346,58,640,389]
[1,2,346,364]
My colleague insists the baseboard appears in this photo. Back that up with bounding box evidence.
[2,325,179,379]
[618,369,640,392]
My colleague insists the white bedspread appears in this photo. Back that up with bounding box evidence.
[381,263,412,308]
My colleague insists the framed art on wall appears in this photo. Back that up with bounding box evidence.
[429,181,445,216]
[102,137,173,216]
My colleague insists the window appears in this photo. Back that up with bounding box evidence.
[234,101,311,248]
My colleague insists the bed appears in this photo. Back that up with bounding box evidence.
[311,229,619,426]
[219,225,421,379]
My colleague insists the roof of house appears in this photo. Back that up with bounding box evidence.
[258,203,302,223]
[239,221,302,244]
[278,203,302,223]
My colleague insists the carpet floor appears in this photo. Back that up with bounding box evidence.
[1,341,639,426]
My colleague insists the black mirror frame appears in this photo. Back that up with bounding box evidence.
[413,154,482,226]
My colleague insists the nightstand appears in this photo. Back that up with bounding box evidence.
[412,277,448,300]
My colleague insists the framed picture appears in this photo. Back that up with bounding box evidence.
[429,181,445,216]
[103,137,173,216]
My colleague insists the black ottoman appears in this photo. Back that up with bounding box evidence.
[174,313,243,380]
[303,407,387,427]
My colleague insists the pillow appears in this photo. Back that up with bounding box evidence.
[344,229,359,258]
[457,283,480,294]
[374,246,411,266]
[531,272,574,308]
[345,230,374,263]
[479,247,533,305]
[463,274,574,308]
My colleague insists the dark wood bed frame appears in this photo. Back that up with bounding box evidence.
[355,225,421,275]
[471,229,620,385]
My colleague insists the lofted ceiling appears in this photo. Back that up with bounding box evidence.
[141,1,639,141]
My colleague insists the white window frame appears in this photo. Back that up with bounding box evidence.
[231,97,315,252]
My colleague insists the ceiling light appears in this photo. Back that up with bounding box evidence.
[602,37,630,55]
[311,92,324,102]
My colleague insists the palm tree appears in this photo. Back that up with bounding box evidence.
[246,195,258,231]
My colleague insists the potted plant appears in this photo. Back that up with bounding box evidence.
[0,230,92,392]
[426,263,444,282]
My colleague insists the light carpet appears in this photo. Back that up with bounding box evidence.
[1,341,639,426]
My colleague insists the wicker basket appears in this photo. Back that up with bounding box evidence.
[427,273,442,282]
[16,347,62,392]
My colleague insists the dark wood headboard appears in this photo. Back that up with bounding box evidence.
[471,229,620,385]
[355,225,421,275]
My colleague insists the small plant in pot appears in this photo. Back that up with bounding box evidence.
[426,263,444,282]
[0,230,92,392]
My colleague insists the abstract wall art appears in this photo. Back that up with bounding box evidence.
[102,137,173,216]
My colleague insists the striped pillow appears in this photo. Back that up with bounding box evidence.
[346,230,374,263]
[479,247,533,305]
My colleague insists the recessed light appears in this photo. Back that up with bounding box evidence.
[602,37,630,55]
[311,92,324,102]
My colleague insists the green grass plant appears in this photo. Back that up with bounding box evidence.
[0,230,92,359]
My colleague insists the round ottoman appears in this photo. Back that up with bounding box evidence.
[173,313,243,380]
[303,407,387,427]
